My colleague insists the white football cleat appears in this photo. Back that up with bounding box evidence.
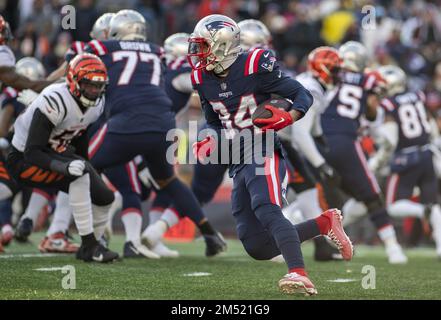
[386,243,408,264]
[152,241,179,258]
[141,220,168,248]
[123,241,161,259]
[279,272,318,296]
[270,254,285,263]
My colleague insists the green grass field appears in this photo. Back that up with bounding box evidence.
[1,232,440,300]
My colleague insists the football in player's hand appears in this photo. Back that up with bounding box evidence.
[252,98,291,128]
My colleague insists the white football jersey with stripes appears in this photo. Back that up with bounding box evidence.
[0,44,16,88]
[12,82,104,153]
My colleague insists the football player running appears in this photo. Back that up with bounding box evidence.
[320,41,407,264]
[188,14,353,295]
[6,53,119,263]
[372,65,441,258]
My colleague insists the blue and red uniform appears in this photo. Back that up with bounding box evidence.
[192,48,318,269]
[320,70,392,229]
[382,91,437,205]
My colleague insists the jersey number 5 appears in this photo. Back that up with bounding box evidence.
[336,84,363,119]
[112,51,161,86]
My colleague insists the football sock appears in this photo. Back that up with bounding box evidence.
[288,267,307,276]
[387,200,424,218]
[22,190,50,224]
[163,178,206,225]
[0,183,12,201]
[199,218,216,236]
[160,208,179,228]
[106,191,122,232]
[93,203,111,240]
[295,219,322,242]
[0,199,12,226]
[255,204,304,269]
[121,209,142,244]
[342,198,367,226]
[69,174,93,236]
[369,207,392,230]
[429,204,441,255]
[47,192,72,236]
[149,207,164,225]
[377,224,399,247]
[81,232,98,247]
[297,188,322,219]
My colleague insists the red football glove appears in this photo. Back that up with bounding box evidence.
[365,70,387,95]
[253,105,294,131]
[192,136,216,162]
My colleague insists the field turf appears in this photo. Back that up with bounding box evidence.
[0,232,440,300]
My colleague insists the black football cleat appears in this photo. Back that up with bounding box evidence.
[313,236,343,262]
[15,218,33,242]
[76,243,119,263]
[204,232,227,257]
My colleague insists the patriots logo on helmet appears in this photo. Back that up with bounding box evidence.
[205,20,235,36]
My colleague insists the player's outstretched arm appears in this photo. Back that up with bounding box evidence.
[0,66,52,92]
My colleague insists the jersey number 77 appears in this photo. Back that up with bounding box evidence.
[112,51,161,86]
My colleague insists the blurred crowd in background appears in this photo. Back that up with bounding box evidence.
[1,0,441,245]
[1,0,441,118]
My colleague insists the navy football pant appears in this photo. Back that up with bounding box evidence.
[322,134,391,229]
[89,127,206,225]
[386,150,438,205]
[232,151,320,269]
[103,160,146,216]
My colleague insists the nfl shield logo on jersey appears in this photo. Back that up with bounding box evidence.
[220,82,227,91]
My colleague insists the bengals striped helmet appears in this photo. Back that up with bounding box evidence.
[307,46,342,87]
[0,15,12,45]
[67,53,108,107]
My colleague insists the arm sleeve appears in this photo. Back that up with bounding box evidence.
[70,131,89,160]
[257,51,313,117]
[24,109,69,174]
[291,106,326,167]
[199,93,223,130]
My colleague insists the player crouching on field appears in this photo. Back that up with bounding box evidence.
[6,53,119,263]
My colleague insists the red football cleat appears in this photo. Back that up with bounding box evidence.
[1,225,14,246]
[278,272,318,296]
[322,209,353,261]
[39,232,79,253]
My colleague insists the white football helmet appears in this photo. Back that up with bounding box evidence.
[15,57,46,80]
[377,65,406,96]
[339,41,368,72]
[188,14,241,74]
[90,13,115,40]
[164,33,190,65]
[109,10,147,41]
[238,19,271,51]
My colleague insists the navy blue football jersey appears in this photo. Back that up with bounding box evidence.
[381,91,430,151]
[165,56,192,114]
[85,40,174,134]
[1,87,25,119]
[322,71,378,138]
[192,48,312,176]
